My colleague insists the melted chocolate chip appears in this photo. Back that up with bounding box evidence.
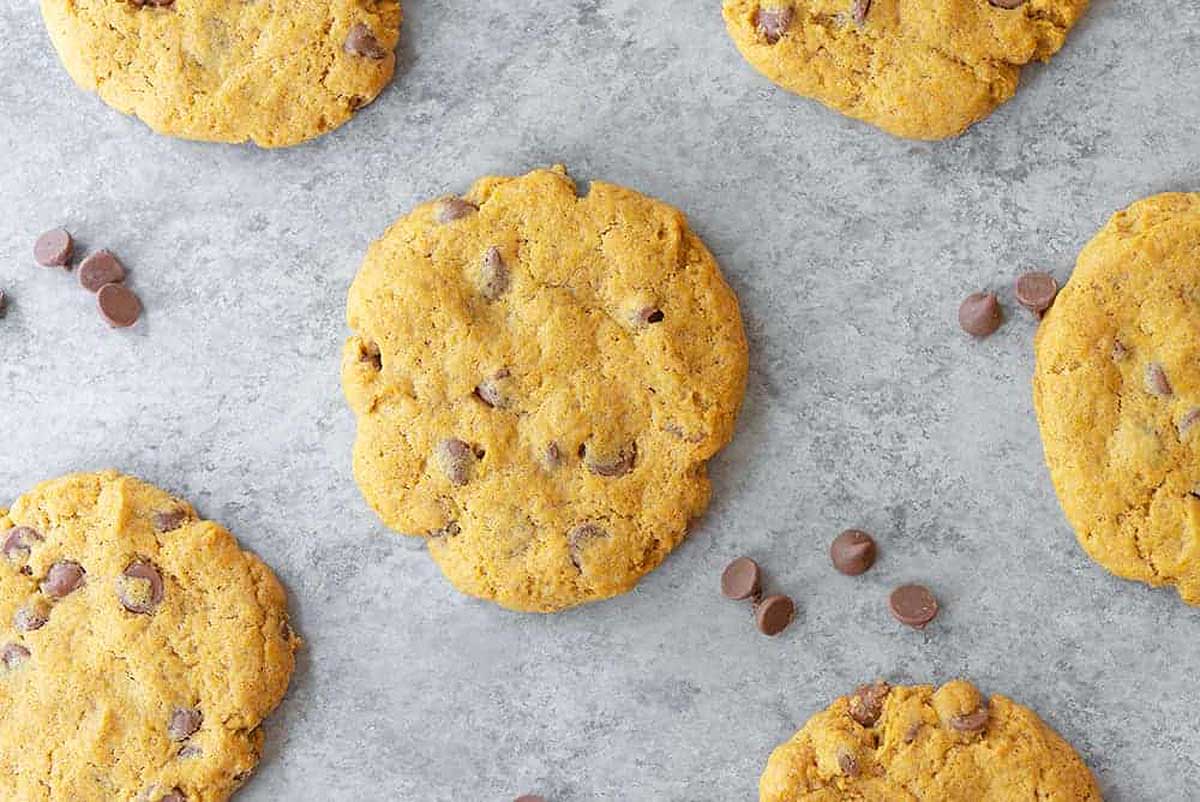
[851,0,871,24]
[988,0,1027,7]
[582,442,637,477]
[153,509,190,532]
[1111,340,1129,361]
[567,523,609,570]
[3,526,43,564]
[755,6,793,44]
[40,561,85,599]
[1179,409,1200,439]
[436,438,476,486]
[848,681,890,727]
[119,560,165,614]
[949,706,990,733]
[169,707,203,741]
[14,600,49,632]
[360,340,383,371]
[838,750,860,778]
[436,198,478,224]
[474,369,511,408]
[544,442,562,470]
[1145,363,1173,397]
[481,247,511,301]
[2,643,30,669]
[344,23,388,59]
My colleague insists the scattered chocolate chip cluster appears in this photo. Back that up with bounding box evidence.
[33,227,143,328]
[959,270,1060,337]
[720,556,795,636]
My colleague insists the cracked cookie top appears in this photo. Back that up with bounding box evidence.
[1035,193,1200,605]
[0,471,300,801]
[40,0,402,147]
[723,0,1090,140]
[342,166,749,612]
[760,680,1101,801]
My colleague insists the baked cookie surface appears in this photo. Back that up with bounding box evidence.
[0,471,299,802]
[40,0,402,147]
[761,680,1101,801]
[343,166,748,612]
[722,0,1089,140]
[1035,193,1200,604]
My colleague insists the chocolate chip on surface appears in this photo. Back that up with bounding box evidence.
[830,529,877,576]
[435,438,476,486]
[118,560,165,614]
[153,509,190,532]
[14,599,50,632]
[851,0,871,24]
[77,250,127,292]
[3,526,43,563]
[755,594,795,636]
[1014,271,1059,315]
[514,796,547,802]
[1,643,30,669]
[169,707,203,741]
[344,23,388,59]
[888,584,938,628]
[582,441,637,477]
[567,523,608,570]
[97,283,142,328]
[40,561,85,599]
[436,197,478,224]
[958,292,1002,337]
[0,289,8,318]
[721,557,762,601]
[755,6,793,44]
[848,680,890,727]
[34,228,73,267]
[480,247,511,301]
[1145,362,1173,397]
[949,706,990,733]
[988,0,1027,7]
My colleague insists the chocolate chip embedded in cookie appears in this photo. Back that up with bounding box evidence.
[344,166,748,612]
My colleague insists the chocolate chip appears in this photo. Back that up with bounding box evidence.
[0,289,8,319]
[1111,339,1129,361]
[514,797,547,802]
[97,283,142,328]
[130,0,176,7]
[949,706,990,733]
[169,707,203,741]
[988,0,1027,7]
[888,584,938,628]
[830,530,876,576]
[3,526,43,564]
[1,643,30,669]
[851,0,871,24]
[582,441,637,477]
[958,292,1002,337]
[903,722,921,743]
[119,560,165,615]
[158,789,186,802]
[1014,272,1058,314]
[344,23,388,59]
[14,599,49,632]
[544,442,562,470]
[360,340,383,371]
[754,594,795,636]
[1179,409,1200,439]
[178,744,202,759]
[435,438,476,486]
[436,198,478,224]
[474,369,511,408]
[755,6,793,44]
[567,522,608,570]
[153,509,190,532]
[721,557,762,601]
[848,680,890,727]
[34,228,72,267]
[481,247,511,301]
[40,561,85,599]
[633,306,665,326]
[838,750,860,778]
[77,250,127,292]
[429,521,461,540]
[1145,363,1173,397]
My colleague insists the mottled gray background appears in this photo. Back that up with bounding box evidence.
[1,1,1198,800]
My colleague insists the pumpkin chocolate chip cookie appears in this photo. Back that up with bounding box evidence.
[342,166,749,612]
[760,680,1101,800]
[40,0,402,147]
[0,471,300,801]
[1034,192,1200,604]
[722,0,1090,140]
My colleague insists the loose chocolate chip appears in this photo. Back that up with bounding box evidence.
[119,560,165,614]
[851,0,871,24]
[582,442,637,477]
[1014,271,1058,315]
[755,6,793,44]
[14,600,49,632]
[474,369,511,408]
[848,680,890,727]
[830,530,877,576]
[153,509,190,532]
[40,561,85,599]
[755,594,795,636]
[436,198,478,224]
[34,228,72,267]
[1145,363,1173,397]
[435,438,476,486]
[838,750,860,778]
[3,526,43,563]
[481,247,511,301]
[988,0,1027,8]
[889,584,938,628]
[1,643,30,669]
[949,706,990,733]
[1111,340,1129,361]
[0,289,7,318]
[97,283,142,328]
[514,796,547,802]
[958,292,1002,337]
[721,557,762,601]
[77,250,127,292]
[567,522,608,570]
[169,707,203,741]
[344,23,389,59]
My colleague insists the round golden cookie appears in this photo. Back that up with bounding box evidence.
[722,0,1089,140]
[40,0,402,148]
[760,679,1101,801]
[342,166,749,613]
[1034,193,1200,604]
[0,471,300,802]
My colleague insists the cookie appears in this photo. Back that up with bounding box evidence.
[722,0,1089,140]
[1034,193,1200,604]
[342,166,748,612]
[0,471,300,801]
[40,0,402,147]
[760,679,1101,800]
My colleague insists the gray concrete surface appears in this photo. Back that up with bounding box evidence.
[1,1,1198,799]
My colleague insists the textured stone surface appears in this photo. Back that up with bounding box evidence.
[0,1,1197,799]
